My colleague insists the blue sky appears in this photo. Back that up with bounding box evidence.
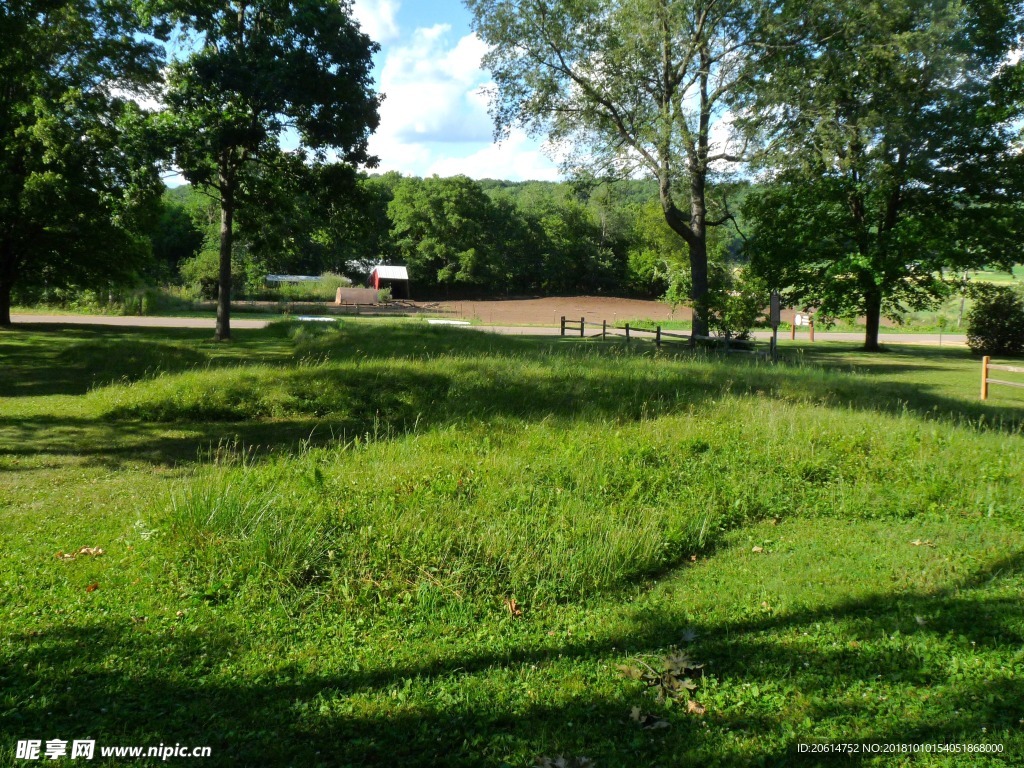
[350,0,562,181]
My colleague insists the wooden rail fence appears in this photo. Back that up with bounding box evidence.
[981,356,1024,400]
[559,316,758,353]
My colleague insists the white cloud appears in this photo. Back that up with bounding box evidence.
[364,23,561,181]
[376,26,493,144]
[425,130,562,181]
[351,0,401,44]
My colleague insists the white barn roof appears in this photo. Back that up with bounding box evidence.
[265,274,321,283]
[372,265,409,280]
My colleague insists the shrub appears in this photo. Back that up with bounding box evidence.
[965,284,1024,357]
[696,264,768,340]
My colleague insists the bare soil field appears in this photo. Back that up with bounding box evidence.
[404,295,690,325]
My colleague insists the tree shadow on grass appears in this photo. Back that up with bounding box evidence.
[0,414,349,469]
[3,553,1022,767]
[2,350,1022,472]
[0,325,294,397]
[2,324,1022,475]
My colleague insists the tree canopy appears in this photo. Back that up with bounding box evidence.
[741,0,1024,349]
[467,0,776,337]
[161,0,381,339]
[0,0,165,325]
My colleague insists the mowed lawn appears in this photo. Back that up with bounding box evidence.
[1,321,1022,767]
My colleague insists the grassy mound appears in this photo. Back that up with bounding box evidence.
[2,321,1022,766]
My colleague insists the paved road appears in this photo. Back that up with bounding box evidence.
[10,313,967,346]
[10,313,272,329]
[473,324,967,346]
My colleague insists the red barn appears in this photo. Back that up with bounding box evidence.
[369,265,410,299]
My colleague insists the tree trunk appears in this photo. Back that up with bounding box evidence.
[0,279,11,328]
[864,285,883,352]
[0,238,15,328]
[688,173,709,340]
[688,235,709,339]
[215,174,234,342]
[657,178,709,339]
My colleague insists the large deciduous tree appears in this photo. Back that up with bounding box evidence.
[389,175,503,288]
[741,0,1024,351]
[162,0,381,340]
[467,0,774,337]
[0,0,164,326]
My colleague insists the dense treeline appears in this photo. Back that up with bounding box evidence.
[4,0,1021,348]
[147,174,744,300]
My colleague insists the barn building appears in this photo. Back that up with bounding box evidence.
[369,265,410,299]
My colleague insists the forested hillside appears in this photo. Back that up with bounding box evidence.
[144,175,748,300]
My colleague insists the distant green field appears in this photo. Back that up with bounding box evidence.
[970,265,1024,284]
[1,321,1022,766]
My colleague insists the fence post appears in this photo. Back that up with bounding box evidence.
[790,321,796,341]
[602,319,607,339]
[580,316,585,338]
[809,318,815,343]
[656,326,662,347]
[981,355,990,401]
[560,316,566,337]
[625,323,630,343]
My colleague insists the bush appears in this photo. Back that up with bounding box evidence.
[965,284,1024,357]
[691,264,767,340]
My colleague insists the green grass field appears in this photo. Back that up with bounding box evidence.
[1,321,1022,766]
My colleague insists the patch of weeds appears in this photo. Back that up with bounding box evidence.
[619,646,706,706]
[535,757,595,768]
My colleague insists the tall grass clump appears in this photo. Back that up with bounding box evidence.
[167,468,337,597]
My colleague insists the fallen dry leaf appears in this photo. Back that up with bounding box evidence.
[630,707,669,729]
[505,597,523,617]
[56,546,106,562]
[752,546,764,553]
[686,699,706,715]
[85,582,99,593]
[910,539,934,547]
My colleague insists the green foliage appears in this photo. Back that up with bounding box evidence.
[2,324,1024,765]
[625,201,686,297]
[389,175,500,287]
[161,0,381,338]
[966,284,1024,357]
[741,0,1024,350]
[0,0,165,324]
[146,192,206,279]
[250,273,353,303]
[178,247,246,300]
[697,265,768,340]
